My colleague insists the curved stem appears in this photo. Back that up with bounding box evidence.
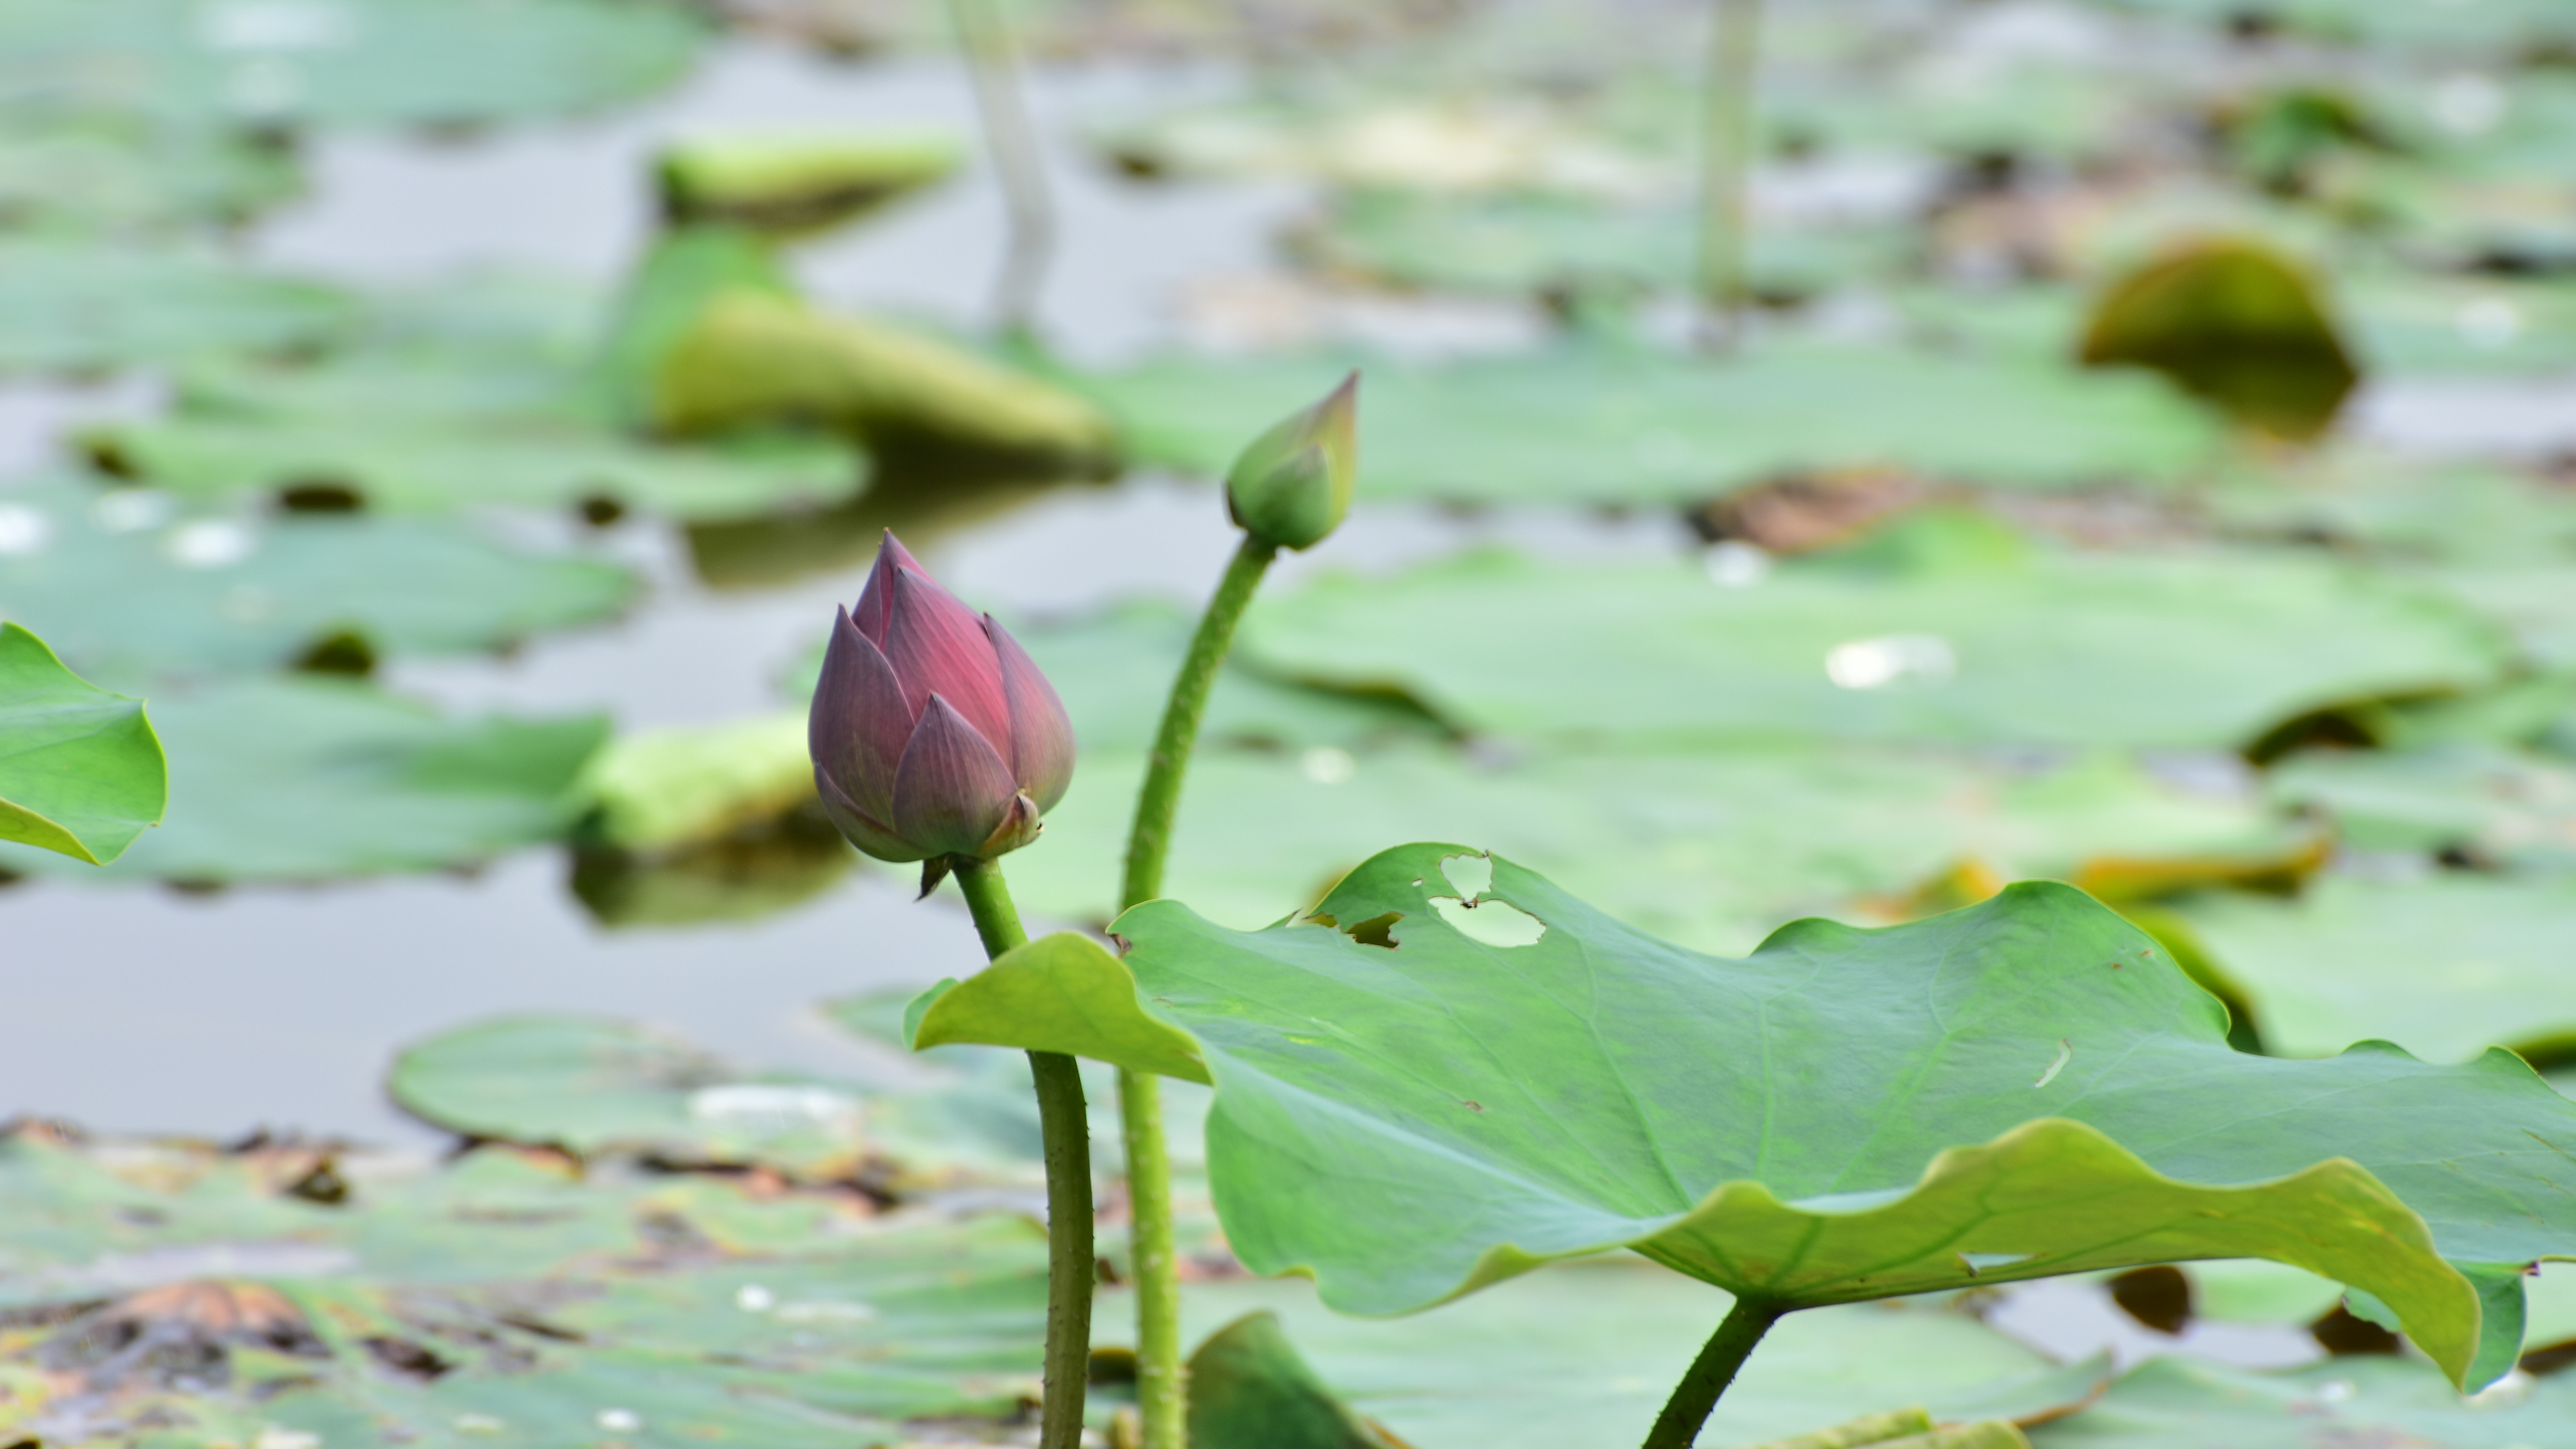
[955,857,1093,1449]
[949,0,1055,341]
[1642,1295,1784,1449]
[1116,533,1279,1449]
[1695,0,1764,354]
[1124,535,1279,908]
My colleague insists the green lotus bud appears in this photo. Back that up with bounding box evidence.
[1224,372,1358,551]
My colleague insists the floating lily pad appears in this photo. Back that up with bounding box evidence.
[1079,343,2222,505]
[1297,189,1912,304]
[2029,1353,2576,1448]
[389,1015,874,1178]
[1006,740,2311,952]
[920,851,2576,1387]
[0,0,708,133]
[0,244,351,374]
[0,678,605,881]
[0,623,164,865]
[88,277,867,523]
[0,479,637,686]
[1233,530,2506,751]
[2269,743,2576,870]
[0,118,301,234]
[1104,1263,2111,1449]
[2170,873,2576,1065]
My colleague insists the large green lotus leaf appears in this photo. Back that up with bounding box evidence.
[2268,743,2576,871]
[388,1015,875,1178]
[918,848,2576,1386]
[2028,1353,2576,1448]
[1006,740,2311,951]
[1097,1263,2111,1449]
[0,479,636,686]
[1296,189,1912,303]
[0,679,604,881]
[0,623,164,865]
[0,244,351,374]
[0,0,706,132]
[1231,536,2506,751]
[2169,873,2576,1065]
[1077,343,2221,504]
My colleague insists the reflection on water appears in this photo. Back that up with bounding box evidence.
[686,457,1106,590]
[570,803,857,928]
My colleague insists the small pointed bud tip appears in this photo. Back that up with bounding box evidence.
[1226,374,1361,551]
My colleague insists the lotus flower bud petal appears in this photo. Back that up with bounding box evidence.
[1225,372,1358,551]
[989,616,1075,814]
[891,694,1021,858]
[808,531,1076,865]
[809,606,912,820]
[883,565,1015,751]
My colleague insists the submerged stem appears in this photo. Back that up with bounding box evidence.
[1642,1295,1786,1449]
[1115,533,1279,1449]
[953,857,1093,1449]
[1695,0,1764,352]
[949,0,1055,339]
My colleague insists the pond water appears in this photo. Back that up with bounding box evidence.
[3,26,2568,1387]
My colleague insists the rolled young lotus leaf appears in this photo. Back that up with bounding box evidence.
[656,128,964,238]
[656,291,1117,470]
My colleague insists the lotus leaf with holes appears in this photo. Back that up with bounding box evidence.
[912,843,2576,1391]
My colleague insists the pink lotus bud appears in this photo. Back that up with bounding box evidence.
[809,533,1075,871]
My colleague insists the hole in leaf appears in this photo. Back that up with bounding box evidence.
[1438,853,1493,900]
[578,494,628,528]
[2108,1265,2193,1335]
[1430,896,1546,949]
[1341,912,1401,949]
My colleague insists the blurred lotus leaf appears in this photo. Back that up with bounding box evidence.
[2026,1354,2576,1448]
[2080,237,2359,442]
[0,0,708,132]
[0,623,164,865]
[0,480,637,686]
[0,678,606,882]
[1009,737,2317,955]
[2168,873,2576,1067]
[0,244,352,376]
[1231,523,2507,753]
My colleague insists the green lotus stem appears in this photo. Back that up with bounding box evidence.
[1642,1295,1785,1449]
[948,0,1055,339]
[1696,0,1764,352]
[1116,533,1281,1448]
[954,856,1093,1449]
